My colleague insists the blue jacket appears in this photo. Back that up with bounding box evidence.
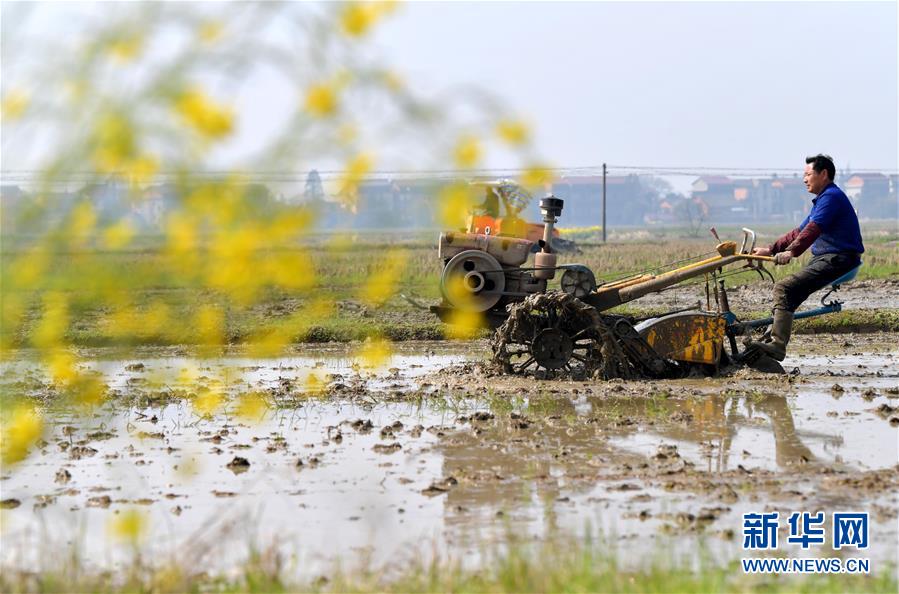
[800,183,865,256]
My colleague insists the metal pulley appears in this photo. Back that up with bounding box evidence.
[439,250,505,312]
[560,266,597,299]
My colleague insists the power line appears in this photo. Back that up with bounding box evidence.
[2,164,896,184]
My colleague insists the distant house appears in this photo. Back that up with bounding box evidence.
[551,175,653,226]
[757,175,808,223]
[844,172,888,201]
[845,173,894,219]
[690,176,737,222]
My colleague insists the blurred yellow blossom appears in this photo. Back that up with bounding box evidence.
[198,21,224,44]
[339,152,374,202]
[127,155,159,185]
[303,372,326,395]
[32,294,69,349]
[69,201,98,245]
[193,390,224,417]
[438,182,476,228]
[1,90,29,121]
[496,119,530,146]
[522,163,554,188]
[359,249,407,306]
[454,135,481,168]
[47,350,78,384]
[356,336,393,369]
[174,88,234,140]
[444,309,486,340]
[0,294,25,355]
[166,213,198,253]
[70,375,107,408]
[305,82,339,117]
[235,392,267,422]
[107,35,143,62]
[340,2,397,37]
[103,220,136,250]
[108,509,147,545]
[92,113,136,172]
[9,247,49,288]
[1,405,44,465]
[196,304,225,347]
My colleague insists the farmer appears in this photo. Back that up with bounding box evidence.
[749,154,864,361]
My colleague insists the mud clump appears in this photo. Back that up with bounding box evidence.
[422,476,458,496]
[226,456,251,474]
[69,446,98,460]
[349,419,374,434]
[55,468,71,484]
[1,499,21,509]
[373,442,402,454]
[87,495,112,508]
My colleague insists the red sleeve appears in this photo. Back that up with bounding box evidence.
[785,221,822,256]
[769,228,800,254]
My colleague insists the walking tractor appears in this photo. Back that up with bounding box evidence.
[431,195,861,378]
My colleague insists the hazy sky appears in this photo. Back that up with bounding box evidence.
[371,1,898,173]
[2,1,897,183]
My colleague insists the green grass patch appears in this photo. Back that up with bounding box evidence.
[2,532,895,593]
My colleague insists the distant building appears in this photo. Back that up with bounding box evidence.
[845,172,894,219]
[551,175,653,226]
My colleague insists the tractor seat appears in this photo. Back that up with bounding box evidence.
[831,261,862,288]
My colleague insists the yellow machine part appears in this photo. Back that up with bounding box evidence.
[638,312,726,365]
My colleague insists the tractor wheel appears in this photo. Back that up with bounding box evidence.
[491,292,612,377]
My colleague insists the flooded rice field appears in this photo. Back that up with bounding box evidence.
[1,335,897,579]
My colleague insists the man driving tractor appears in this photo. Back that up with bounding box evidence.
[748,154,864,361]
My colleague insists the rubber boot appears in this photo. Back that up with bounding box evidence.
[750,310,793,362]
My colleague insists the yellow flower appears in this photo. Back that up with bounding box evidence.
[103,220,135,250]
[92,113,137,172]
[166,213,197,253]
[198,21,224,44]
[174,88,234,140]
[71,376,107,409]
[437,182,476,229]
[127,155,159,185]
[1,90,29,121]
[356,337,393,369]
[193,390,223,417]
[496,119,530,146]
[32,293,69,349]
[235,392,267,422]
[196,304,224,347]
[69,201,97,246]
[454,135,481,168]
[303,372,326,396]
[108,509,147,545]
[9,247,48,288]
[1,405,44,465]
[107,36,143,63]
[47,350,78,384]
[340,2,396,37]
[444,308,486,340]
[359,249,406,306]
[305,83,338,118]
[521,164,554,188]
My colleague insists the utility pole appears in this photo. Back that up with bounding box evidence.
[602,162,607,243]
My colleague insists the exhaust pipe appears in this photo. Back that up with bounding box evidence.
[535,196,564,279]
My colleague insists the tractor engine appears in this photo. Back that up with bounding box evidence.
[434,196,567,324]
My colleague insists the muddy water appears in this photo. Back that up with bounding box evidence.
[1,337,897,579]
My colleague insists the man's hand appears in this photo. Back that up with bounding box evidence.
[752,247,772,256]
[774,252,792,265]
